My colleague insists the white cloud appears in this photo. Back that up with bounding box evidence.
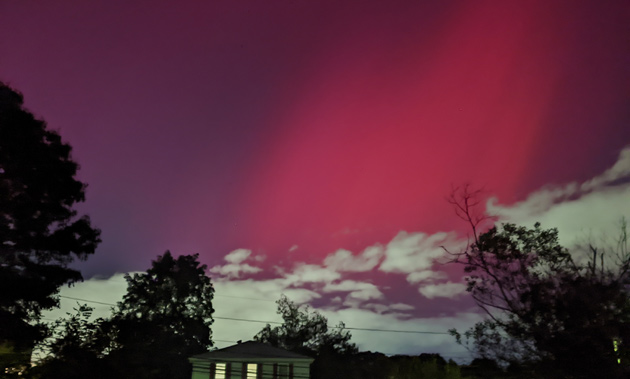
[363,302,415,314]
[322,280,384,307]
[418,282,466,299]
[209,263,262,278]
[581,146,630,191]
[406,270,448,284]
[379,231,458,274]
[363,303,390,314]
[323,245,384,272]
[322,280,377,293]
[224,248,252,264]
[487,146,630,249]
[284,263,341,285]
[390,303,415,311]
[209,248,264,279]
[288,245,299,252]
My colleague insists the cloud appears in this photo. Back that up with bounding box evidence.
[288,245,299,252]
[284,263,341,285]
[488,146,630,248]
[209,263,262,279]
[379,231,458,274]
[209,249,263,279]
[418,282,466,299]
[363,302,415,314]
[406,270,448,284]
[322,280,384,307]
[581,146,630,191]
[363,303,390,314]
[390,303,415,311]
[213,278,321,307]
[323,245,384,272]
[224,248,252,264]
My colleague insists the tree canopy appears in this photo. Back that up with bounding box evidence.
[31,304,113,379]
[0,82,100,369]
[448,186,630,378]
[254,295,358,357]
[34,251,215,379]
[109,251,215,379]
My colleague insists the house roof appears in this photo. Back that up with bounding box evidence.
[190,341,313,361]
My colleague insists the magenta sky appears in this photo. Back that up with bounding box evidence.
[2,0,630,358]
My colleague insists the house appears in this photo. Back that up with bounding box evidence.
[189,341,314,379]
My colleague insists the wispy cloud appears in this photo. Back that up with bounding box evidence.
[418,282,467,299]
[379,231,458,274]
[406,270,448,284]
[324,246,384,272]
[488,146,630,248]
[323,280,384,307]
[284,263,341,285]
[209,248,265,278]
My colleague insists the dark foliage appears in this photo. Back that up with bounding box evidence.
[254,295,358,358]
[0,82,100,372]
[107,251,215,379]
[29,305,115,379]
[448,185,630,378]
[254,295,358,379]
[254,297,465,378]
[317,352,462,379]
[34,252,214,379]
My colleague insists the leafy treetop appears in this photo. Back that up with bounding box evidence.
[447,185,630,378]
[254,295,358,357]
[0,82,100,351]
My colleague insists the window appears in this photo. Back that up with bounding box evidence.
[214,363,226,379]
[246,363,257,379]
[212,363,230,379]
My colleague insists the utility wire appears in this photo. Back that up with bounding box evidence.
[60,295,116,306]
[58,295,450,335]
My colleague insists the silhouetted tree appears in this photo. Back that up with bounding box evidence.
[387,354,462,379]
[31,305,115,379]
[460,357,503,378]
[255,295,357,357]
[34,252,215,379]
[447,185,630,378]
[255,295,357,379]
[0,82,100,374]
[344,351,391,379]
[106,251,215,379]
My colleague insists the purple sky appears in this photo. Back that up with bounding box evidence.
[2,0,629,360]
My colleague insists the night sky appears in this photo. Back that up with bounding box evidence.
[2,0,629,360]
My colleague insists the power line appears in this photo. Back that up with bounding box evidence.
[58,295,450,335]
[60,295,117,306]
